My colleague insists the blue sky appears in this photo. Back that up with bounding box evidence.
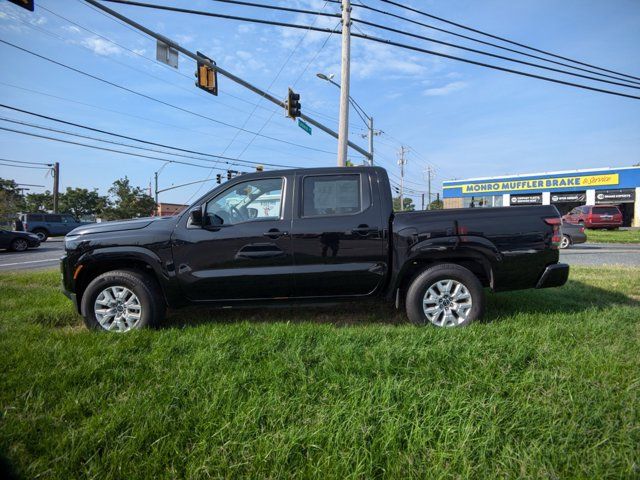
[0,0,639,205]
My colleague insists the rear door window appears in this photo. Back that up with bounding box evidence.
[46,215,62,223]
[593,207,619,215]
[28,214,44,222]
[302,174,365,217]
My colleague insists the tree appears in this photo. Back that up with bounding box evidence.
[59,187,107,218]
[429,197,443,210]
[0,178,25,220]
[103,177,156,220]
[23,191,53,213]
[393,196,415,212]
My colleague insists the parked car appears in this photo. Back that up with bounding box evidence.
[61,167,569,332]
[559,221,587,249]
[0,230,41,252]
[562,205,623,229]
[20,213,89,241]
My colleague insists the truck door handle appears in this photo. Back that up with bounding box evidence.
[351,224,376,236]
[263,228,288,239]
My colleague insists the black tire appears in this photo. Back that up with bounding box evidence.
[32,229,48,242]
[81,269,166,332]
[10,238,29,252]
[406,263,485,327]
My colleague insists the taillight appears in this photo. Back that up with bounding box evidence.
[544,217,562,249]
[580,226,585,233]
[24,223,28,230]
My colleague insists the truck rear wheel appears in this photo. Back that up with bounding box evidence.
[406,263,485,327]
[81,270,166,332]
[32,228,48,242]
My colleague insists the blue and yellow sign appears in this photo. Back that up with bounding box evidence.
[442,167,640,198]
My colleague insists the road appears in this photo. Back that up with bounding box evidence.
[1,240,639,272]
[560,243,640,267]
[0,238,65,272]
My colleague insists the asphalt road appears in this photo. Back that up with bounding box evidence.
[560,243,640,267]
[0,238,65,272]
[0,240,639,272]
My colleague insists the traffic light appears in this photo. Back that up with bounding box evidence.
[216,174,222,184]
[195,51,218,96]
[285,88,301,119]
[8,0,34,11]
[227,170,232,180]
[255,165,264,172]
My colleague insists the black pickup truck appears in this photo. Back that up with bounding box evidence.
[61,166,568,332]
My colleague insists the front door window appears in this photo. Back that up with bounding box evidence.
[205,178,283,226]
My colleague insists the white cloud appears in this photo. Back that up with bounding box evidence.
[174,33,194,45]
[81,37,121,56]
[237,24,254,34]
[423,81,467,96]
[62,25,81,34]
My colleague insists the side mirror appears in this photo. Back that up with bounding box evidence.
[189,208,203,226]
[203,213,225,230]
[247,207,258,219]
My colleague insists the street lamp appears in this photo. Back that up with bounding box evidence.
[316,72,378,165]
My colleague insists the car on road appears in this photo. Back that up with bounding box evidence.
[562,205,623,229]
[559,221,587,249]
[0,229,41,252]
[61,167,569,332]
[20,213,89,241]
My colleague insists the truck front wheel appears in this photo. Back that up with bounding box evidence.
[406,264,485,327]
[81,270,166,332]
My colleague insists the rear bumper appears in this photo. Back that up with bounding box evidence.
[536,263,569,289]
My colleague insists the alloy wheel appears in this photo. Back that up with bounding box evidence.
[422,279,473,327]
[13,239,28,251]
[94,285,142,332]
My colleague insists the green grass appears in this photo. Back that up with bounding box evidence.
[1,268,639,479]
[586,228,640,244]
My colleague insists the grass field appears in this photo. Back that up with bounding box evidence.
[586,228,640,244]
[1,268,639,479]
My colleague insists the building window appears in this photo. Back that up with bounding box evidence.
[463,195,503,208]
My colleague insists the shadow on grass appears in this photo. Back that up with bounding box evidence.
[161,278,638,329]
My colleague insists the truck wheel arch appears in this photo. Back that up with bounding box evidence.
[73,248,169,312]
[395,256,493,305]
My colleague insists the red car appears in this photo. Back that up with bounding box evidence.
[562,205,623,229]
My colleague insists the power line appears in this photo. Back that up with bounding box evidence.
[0,162,51,170]
[347,1,640,87]
[0,125,233,170]
[0,81,315,161]
[349,32,640,100]
[351,17,640,90]
[0,116,299,172]
[0,158,53,166]
[0,38,337,154]
[101,3,640,100]
[0,104,298,169]
[205,0,339,17]
[373,0,640,83]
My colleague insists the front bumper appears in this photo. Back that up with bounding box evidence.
[60,255,80,313]
[536,263,569,289]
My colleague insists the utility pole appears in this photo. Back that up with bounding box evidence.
[425,166,435,210]
[154,171,159,204]
[398,146,407,211]
[368,116,374,165]
[52,162,59,213]
[421,193,425,210]
[337,0,351,167]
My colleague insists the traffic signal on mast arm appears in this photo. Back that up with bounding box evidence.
[8,0,34,11]
[255,165,264,172]
[195,51,218,95]
[216,174,222,184]
[285,88,301,119]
